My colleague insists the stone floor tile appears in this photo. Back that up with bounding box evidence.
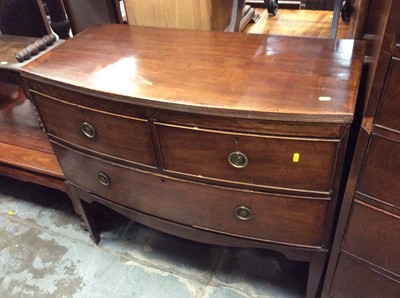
[203,285,255,298]
[0,217,206,298]
[96,207,224,283]
[0,177,92,244]
[211,248,307,298]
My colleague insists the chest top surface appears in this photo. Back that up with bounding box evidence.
[21,24,365,123]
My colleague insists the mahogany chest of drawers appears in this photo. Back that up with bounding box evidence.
[323,1,400,297]
[20,24,364,297]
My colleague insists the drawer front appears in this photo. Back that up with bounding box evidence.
[156,123,339,193]
[330,255,400,298]
[33,93,156,167]
[358,134,400,207]
[342,200,400,276]
[54,144,329,247]
[376,58,400,132]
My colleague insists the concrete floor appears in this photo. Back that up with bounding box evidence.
[0,176,308,298]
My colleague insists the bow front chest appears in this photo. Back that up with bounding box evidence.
[21,24,364,297]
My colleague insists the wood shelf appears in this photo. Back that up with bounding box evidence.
[0,35,66,192]
[0,142,62,178]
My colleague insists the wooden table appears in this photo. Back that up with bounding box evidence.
[21,24,365,297]
[0,35,79,213]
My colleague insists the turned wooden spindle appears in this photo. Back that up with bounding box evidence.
[15,34,56,62]
[42,34,56,46]
[26,44,40,56]
[34,39,47,51]
[15,48,31,62]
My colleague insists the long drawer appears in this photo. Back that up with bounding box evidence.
[53,143,329,247]
[358,134,400,208]
[32,93,156,167]
[330,255,400,298]
[342,200,400,276]
[375,58,400,133]
[156,123,339,193]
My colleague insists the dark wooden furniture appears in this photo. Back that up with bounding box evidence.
[0,0,51,37]
[0,35,79,213]
[20,24,364,298]
[62,0,123,35]
[45,0,72,39]
[322,1,400,297]
[0,0,72,40]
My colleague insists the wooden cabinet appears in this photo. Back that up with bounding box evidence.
[21,24,364,298]
[323,1,400,297]
[123,0,238,31]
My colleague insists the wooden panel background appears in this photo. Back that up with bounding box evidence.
[123,0,233,31]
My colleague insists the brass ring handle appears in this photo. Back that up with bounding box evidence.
[234,206,253,221]
[98,172,110,186]
[81,122,96,139]
[228,151,248,169]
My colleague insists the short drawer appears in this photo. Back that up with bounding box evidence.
[33,93,156,167]
[342,200,400,276]
[330,255,400,298]
[54,143,329,247]
[156,123,339,193]
[376,58,400,132]
[358,134,400,207]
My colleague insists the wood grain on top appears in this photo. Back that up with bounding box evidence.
[21,24,365,122]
